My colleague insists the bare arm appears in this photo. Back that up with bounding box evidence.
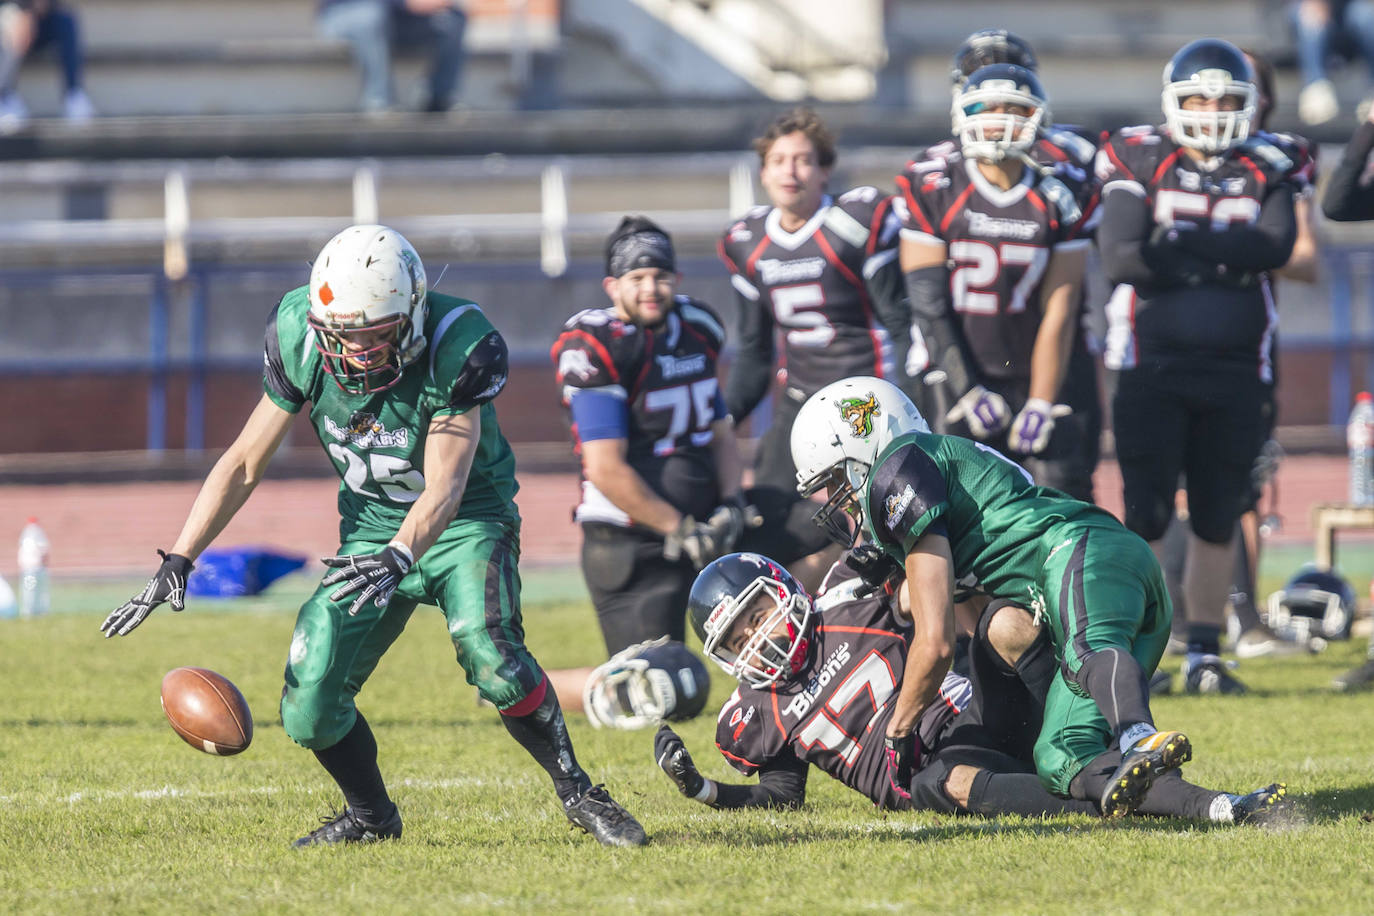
[170,393,295,559]
[708,416,744,503]
[886,532,956,739]
[1027,245,1086,402]
[388,408,482,561]
[1276,194,1320,283]
[581,437,683,534]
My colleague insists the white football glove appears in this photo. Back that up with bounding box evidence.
[944,385,1011,439]
[1008,398,1072,455]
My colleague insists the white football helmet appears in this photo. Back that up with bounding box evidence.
[790,377,930,546]
[307,224,428,394]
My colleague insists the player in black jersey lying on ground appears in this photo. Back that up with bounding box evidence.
[652,552,1286,823]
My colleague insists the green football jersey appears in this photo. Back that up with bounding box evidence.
[263,286,518,539]
[861,431,1123,613]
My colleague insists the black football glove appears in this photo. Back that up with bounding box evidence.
[655,724,705,799]
[884,732,919,803]
[845,543,903,598]
[320,544,413,615]
[101,549,194,638]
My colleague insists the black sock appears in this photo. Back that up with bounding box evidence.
[1070,751,1117,804]
[1012,629,1057,718]
[1186,624,1222,657]
[1132,769,1220,819]
[1229,530,1264,632]
[499,680,592,804]
[1075,648,1153,736]
[312,712,394,825]
[966,770,1098,817]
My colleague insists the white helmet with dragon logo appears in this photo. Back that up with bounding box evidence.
[790,376,930,546]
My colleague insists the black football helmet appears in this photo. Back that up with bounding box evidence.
[1161,38,1257,154]
[950,29,1038,87]
[688,553,813,688]
[583,637,711,730]
[1266,566,1356,642]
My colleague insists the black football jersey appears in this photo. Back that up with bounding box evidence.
[1094,125,1300,375]
[718,188,901,401]
[895,146,1095,381]
[552,298,726,527]
[714,564,968,811]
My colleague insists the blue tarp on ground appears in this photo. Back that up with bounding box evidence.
[186,547,307,598]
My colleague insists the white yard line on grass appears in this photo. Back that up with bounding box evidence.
[3,776,497,807]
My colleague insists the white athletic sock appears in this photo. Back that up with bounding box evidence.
[1209,793,1236,823]
[1118,722,1155,755]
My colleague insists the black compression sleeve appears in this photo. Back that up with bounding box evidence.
[1323,120,1374,221]
[723,290,776,422]
[1171,187,1296,272]
[710,752,809,809]
[904,264,978,396]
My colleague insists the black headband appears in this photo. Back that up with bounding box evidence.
[607,230,676,278]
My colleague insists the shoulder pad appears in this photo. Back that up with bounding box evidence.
[823,197,874,248]
[866,439,947,548]
[677,297,726,345]
[1237,135,1295,176]
[1038,175,1084,226]
[838,185,883,207]
[1041,126,1098,166]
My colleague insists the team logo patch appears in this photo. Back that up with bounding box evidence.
[884,485,916,531]
[838,394,880,438]
[324,412,408,448]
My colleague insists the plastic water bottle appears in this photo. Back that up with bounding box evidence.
[1348,393,1374,506]
[17,517,49,618]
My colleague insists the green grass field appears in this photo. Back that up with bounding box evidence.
[3,556,1374,916]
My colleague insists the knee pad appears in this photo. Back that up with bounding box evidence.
[280,682,354,750]
[1124,496,1172,543]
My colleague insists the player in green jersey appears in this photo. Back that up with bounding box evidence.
[787,376,1286,822]
[103,225,647,848]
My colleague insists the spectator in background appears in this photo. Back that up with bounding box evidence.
[1291,0,1374,125]
[318,0,467,114]
[0,0,94,132]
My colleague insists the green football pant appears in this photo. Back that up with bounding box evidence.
[1031,524,1173,795]
[280,519,544,749]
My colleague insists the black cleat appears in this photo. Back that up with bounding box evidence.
[1333,658,1374,692]
[1100,730,1192,818]
[564,784,648,847]
[1230,782,1288,825]
[291,805,402,848]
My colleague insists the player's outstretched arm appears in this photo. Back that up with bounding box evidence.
[654,725,806,809]
[887,533,957,741]
[102,393,294,637]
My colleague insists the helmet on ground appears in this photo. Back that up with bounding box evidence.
[583,637,711,729]
[307,224,428,394]
[953,63,1049,163]
[790,376,930,546]
[688,553,813,688]
[1161,38,1257,154]
[1266,565,1356,642]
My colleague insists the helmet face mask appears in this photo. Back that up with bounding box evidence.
[797,458,868,548]
[953,65,1048,163]
[1161,38,1257,154]
[689,553,813,688]
[1265,565,1356,642]
[307,224,428,395]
